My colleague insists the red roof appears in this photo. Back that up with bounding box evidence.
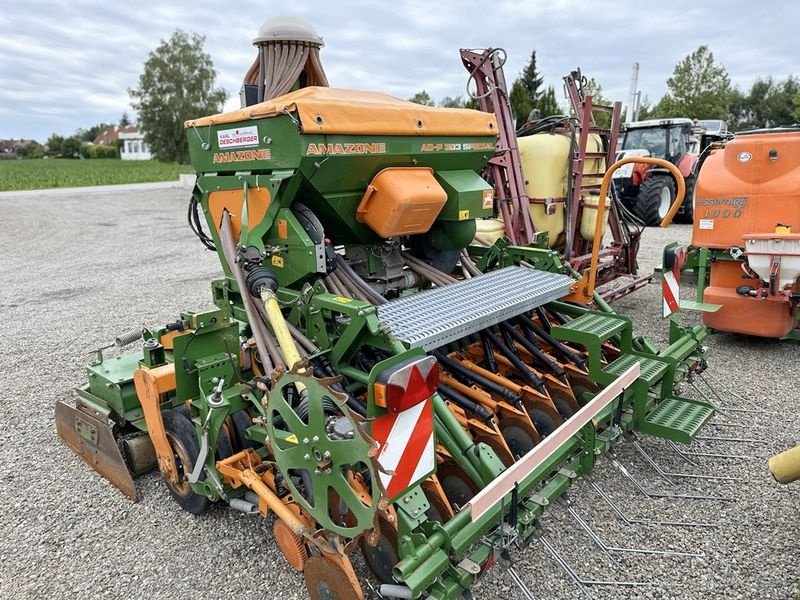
[93,126,137,146]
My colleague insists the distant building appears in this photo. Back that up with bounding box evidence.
[0,138,38,159]
[118,128,152,160]
[92,125,127,146]
[92,125,152,160]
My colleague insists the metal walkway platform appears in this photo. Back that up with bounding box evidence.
[377,267,574,350]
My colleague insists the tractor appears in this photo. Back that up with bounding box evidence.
[56,16,717,600]
[614,118,728,226]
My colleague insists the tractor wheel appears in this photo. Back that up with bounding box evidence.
[633,176,676,226]
[161,410,212,515]
[674,175,695,224]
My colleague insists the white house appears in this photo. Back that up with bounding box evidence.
[119,128,152,160]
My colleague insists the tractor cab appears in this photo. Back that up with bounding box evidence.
[614,118,698,226]
[619,118,694,165]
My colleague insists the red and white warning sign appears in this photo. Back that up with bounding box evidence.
[662,245,688,317]
[371,357,437,499]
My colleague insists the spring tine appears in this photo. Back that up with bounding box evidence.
[709,419,768,431]
[631,441,677,486]
[632,441,742,482]
[694,435,768,445]
[506,567,537,600]
[540,536,651,590]
[559,500,618,566]
[566,502,703,558]
[695,374,777,415]
[611,460,736,501]
[539,536,593,598]
[666,441,701,467]
[668,441,763,461]
[590,481,719,528]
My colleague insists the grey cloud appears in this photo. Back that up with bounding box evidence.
[1,0,797,141]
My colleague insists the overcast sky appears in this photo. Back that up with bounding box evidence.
[1,0,797,142]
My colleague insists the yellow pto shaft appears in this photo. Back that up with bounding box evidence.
[261,288,302,369]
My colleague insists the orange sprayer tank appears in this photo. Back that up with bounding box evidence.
[692,129,800,248]
[693,128,800,337]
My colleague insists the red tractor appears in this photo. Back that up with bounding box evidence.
[613,118,727,225]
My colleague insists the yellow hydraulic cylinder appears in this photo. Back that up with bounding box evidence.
[769,445,800,484]
[260,288,303,370]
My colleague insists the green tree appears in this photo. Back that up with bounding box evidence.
[727,77,799,130]
[582,78,612,128]
[464,96,479,110]
[536,85,560,117]
[120,112,132,127]
[520,50,544,104]
[409,90,435,106]
[61,136,83,158]
[16,142,44,159]
[129,30,227,163]
[635,95,654,120]
[439,95,465,108]
[509,79,533,128]
[509,50,545,128]
[757,76,799,127]
[654,45,731,118]
[46,134,64,156]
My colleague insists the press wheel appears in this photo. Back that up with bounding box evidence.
[304,556,363,600]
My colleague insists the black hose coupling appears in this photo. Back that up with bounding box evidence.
[245,267,278,297]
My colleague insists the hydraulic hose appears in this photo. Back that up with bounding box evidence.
[335,255,388,305]
[432,351,521,406]
[219,211,274,373]
[518,317,587,371]
[482,331,545,392]
[499,322,566,380]
[437,384,493,424]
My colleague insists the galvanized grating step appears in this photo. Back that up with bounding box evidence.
[377,267,574,351]
[552,311,628,343]
[641,396,715,444]
[604,354,668,385]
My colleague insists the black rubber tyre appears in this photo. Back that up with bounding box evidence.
[633,176,676,226]
[551,396,575,419]
[216,424,235,461]
[230,410,261,452]
[571,385,593,407]
[161,410,212,515]
[501,424,536,459]
[673,175,695,224]
[529,408,558,437]
[360,517,399,585]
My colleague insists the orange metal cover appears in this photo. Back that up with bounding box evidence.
[692,130,800,248]
[701,260,795,337]
[356,167,447,238]
[185,87,497,137]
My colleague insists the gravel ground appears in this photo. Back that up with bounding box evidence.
[0,189,797,599]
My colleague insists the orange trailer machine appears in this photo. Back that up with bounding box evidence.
[686,126,800,339]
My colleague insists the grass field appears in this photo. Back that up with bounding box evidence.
[0,159,194,191]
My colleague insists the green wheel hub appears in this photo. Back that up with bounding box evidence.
[266,372,379,538]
